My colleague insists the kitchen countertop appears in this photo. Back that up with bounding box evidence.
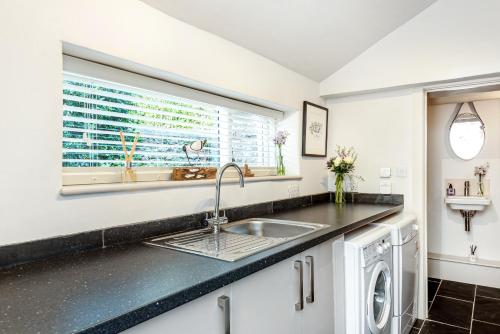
[0,202,402,334]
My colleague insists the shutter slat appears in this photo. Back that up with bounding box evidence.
[63,105,274,134]
[63,78,275,124]
[62,137,274,153]
[62,72,276,168]
[62,127,273,149]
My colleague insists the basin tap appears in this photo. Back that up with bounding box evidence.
[208,163,245,233]
[464,181,470,197]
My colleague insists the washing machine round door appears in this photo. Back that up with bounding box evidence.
[367,261,392,334]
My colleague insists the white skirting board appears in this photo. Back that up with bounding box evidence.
[428,253,500,288]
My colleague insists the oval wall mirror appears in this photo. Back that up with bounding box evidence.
[449,103,485,160]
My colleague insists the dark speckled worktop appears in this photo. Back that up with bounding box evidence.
[0,202,402,334]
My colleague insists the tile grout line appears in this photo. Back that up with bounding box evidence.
[470,285,477,334]
[435,294,474,303]
[473,319,500,328]
[428,279,442,313]
[426,319,470,331]
[417,321,423,334]
[475,294,500,302]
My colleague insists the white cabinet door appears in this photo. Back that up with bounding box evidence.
[123,286,230,334]
[301,239,335,334]
[124,237,338,334]
[231,256,302,334]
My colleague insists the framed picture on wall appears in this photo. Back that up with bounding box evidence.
[302,101,328,157]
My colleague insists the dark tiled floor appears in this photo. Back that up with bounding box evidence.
[428,295,472,328]
[414,319,424,328]
[419,321,469,334]
[477,285,500,300]
[471,320,500,334]
[428,279,440,309]
[410,278,500,333]
[437,280,475,301]
[474,296,500,325]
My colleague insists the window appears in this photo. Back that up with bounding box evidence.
[62,56,281,186]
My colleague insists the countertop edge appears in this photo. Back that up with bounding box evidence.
[81,204,403,334]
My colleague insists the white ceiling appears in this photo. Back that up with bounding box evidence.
[141,0,437,81]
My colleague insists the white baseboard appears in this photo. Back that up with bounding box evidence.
[428,254,500,288]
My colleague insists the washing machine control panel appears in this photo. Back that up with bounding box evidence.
[363,236,391,266]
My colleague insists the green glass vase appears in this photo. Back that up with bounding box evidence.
[276,145,286,176]
[335,173,344,204]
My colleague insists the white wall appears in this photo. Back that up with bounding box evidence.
[0,0,325,246]
[428,100,500,263]
[320,0,500,97]
[327,90,416,207]
[327,88,428,317]
[321,0,500,317]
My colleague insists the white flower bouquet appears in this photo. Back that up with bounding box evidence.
[474,162,489,196]
[327,146,363,203]
[273,130,289,176]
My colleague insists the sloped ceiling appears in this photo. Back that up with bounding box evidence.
[320,0,500,96]
[141,0,437,81]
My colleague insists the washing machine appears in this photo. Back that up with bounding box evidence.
[371,214,419,334]
[345,224,393,334]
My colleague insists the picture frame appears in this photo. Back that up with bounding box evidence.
[302,101,328,157]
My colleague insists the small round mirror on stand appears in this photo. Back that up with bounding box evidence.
[449,102,485,160]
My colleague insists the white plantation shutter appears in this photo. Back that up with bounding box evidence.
[62,57,279,169]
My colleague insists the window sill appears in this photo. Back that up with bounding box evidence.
[60,175,303,196]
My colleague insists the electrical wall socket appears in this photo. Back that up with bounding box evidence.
[288,184,300,198]
[379,181,392,194]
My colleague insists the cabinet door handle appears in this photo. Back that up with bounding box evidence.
[218,295,230,334]
[294,260,304,311]
[305,255,315,304]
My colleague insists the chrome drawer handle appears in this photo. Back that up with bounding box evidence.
[306,256,315,304]
[218,295,230,334]
[294,260,304,311]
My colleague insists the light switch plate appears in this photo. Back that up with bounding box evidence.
[393,167,407,177]
[380,167,391,178]
[380,181,392,194]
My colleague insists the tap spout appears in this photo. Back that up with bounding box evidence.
[213,163,245,230]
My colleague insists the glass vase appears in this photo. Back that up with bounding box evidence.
[478,175,484,196]
[335,173,344,204]
[122,161,137,183]
[276,145,286,176]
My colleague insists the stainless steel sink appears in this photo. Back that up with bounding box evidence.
[144,218,328,262]
[222,219,325,239]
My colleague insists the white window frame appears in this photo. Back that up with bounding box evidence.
[61,56,285,188]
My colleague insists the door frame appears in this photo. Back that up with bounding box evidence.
[418,74,500,318]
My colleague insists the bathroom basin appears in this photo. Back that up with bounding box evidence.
[445,196,491,211]
[222,218,326,239]
[144,219,328,262]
